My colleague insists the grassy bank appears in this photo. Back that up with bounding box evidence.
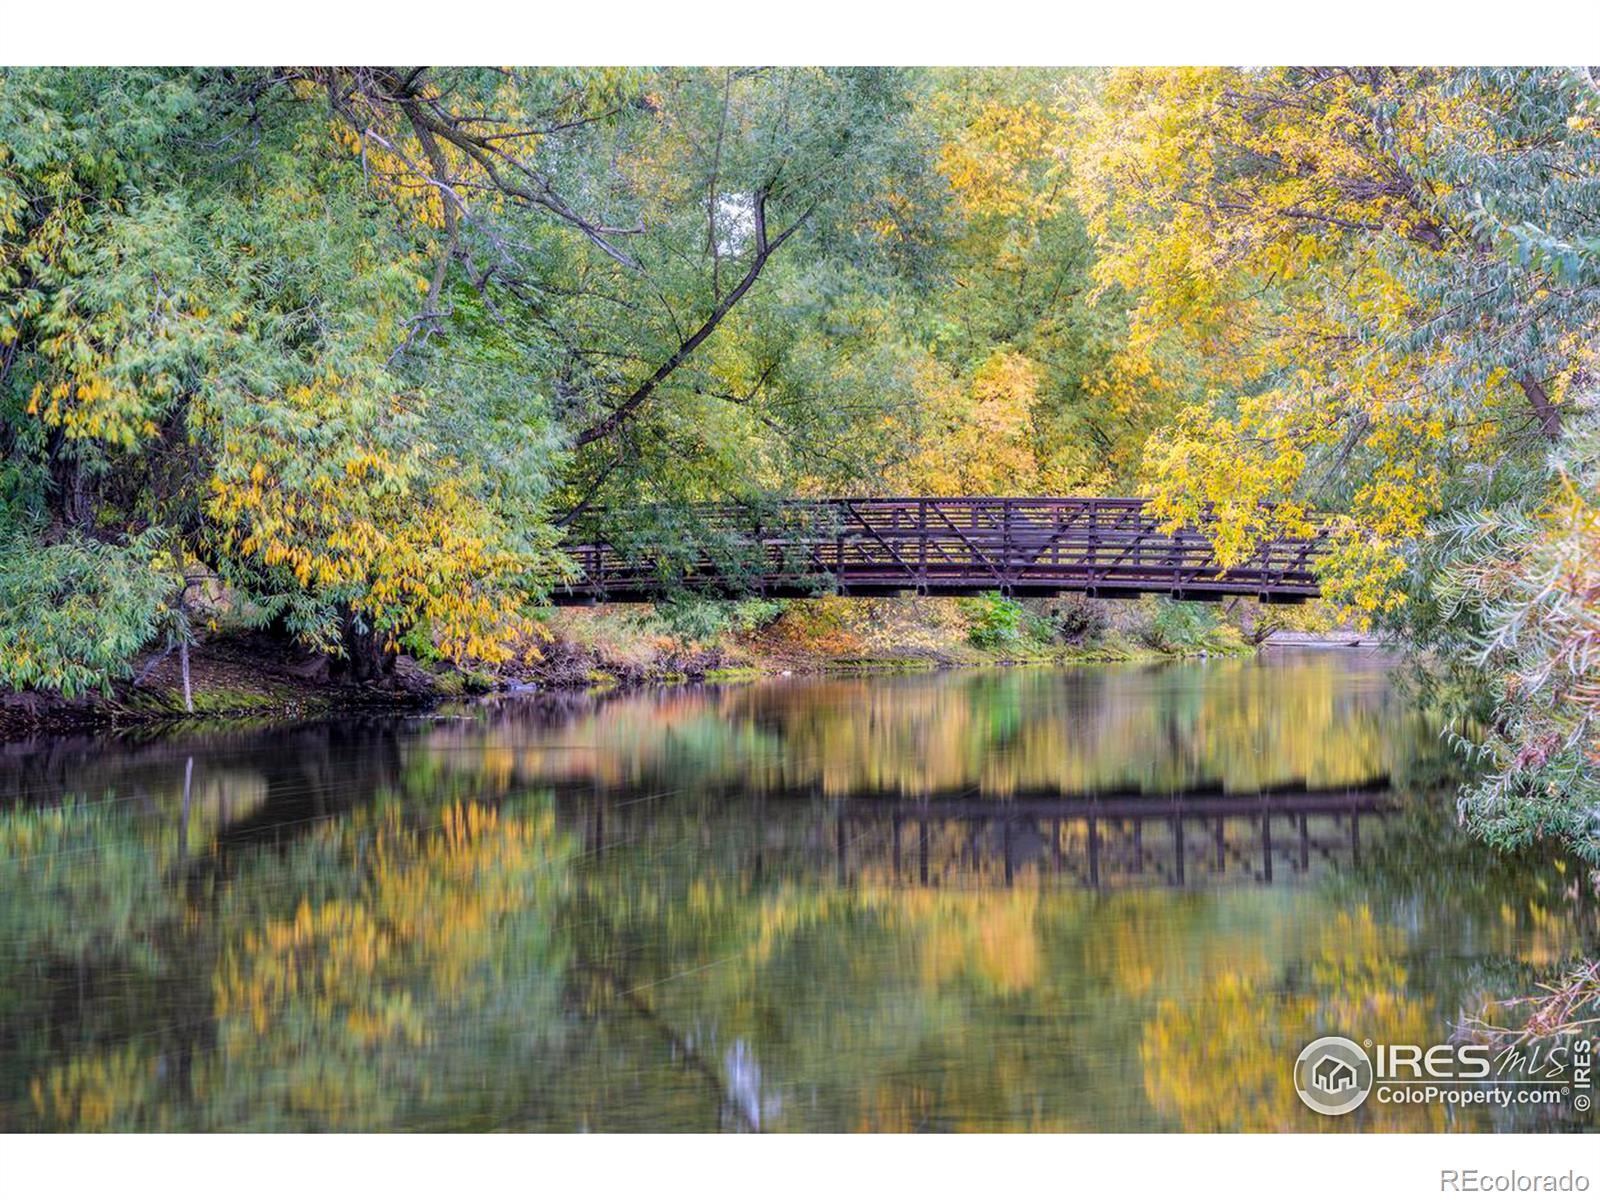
[526,593,1339,687]
[0,592,1341,739]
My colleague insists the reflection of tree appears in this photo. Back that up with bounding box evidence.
[1321,802,1600,1035]
[0,803,194,1131]
[1141,909,1443,1132]
[3,660,1594,1132]
[1333,804,1594,954]
[11,789,577,1131]
[203,799,574,1130]
[445,655,1447,804]
[559,783,1592,1132]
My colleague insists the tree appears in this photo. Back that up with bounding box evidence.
[1073,66,1600,861]
[0,67,944,686]
[0,68,563,683]
[890,69,1136,495]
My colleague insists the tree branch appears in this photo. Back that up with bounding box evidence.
[571,192,814,447]
[1518,373,1562,441]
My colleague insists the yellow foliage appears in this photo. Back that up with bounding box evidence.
[938,96,1069,224]
[891,350,1079,495]
[1141,907,1442,1131]
[1071,68,1523,615]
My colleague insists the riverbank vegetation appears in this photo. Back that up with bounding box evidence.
[533,592,1330,686]
[2,67,1598,865]
[2,592,1309,731]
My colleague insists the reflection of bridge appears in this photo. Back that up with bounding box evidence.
[573,783,1394,890]
[558,497,1324,604]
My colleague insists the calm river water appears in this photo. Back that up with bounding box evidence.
[2,650,1594,1131]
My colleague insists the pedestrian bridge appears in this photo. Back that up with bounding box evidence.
[556,496,1324,604]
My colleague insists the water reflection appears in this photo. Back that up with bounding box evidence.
[0,652,1593,1132]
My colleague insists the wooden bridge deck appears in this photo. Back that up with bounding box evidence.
[556,496,1324,604]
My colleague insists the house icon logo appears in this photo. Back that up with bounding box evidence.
[1294,1036,1374,1116]
[1312,1055,1357,1093]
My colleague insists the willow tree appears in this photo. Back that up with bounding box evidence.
[1,69,567,684]
[1074,66,1600,860]
[0,67,943,688]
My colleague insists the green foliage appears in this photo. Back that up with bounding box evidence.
[0,530,177,696]
[538,66,947,515]
[959,591,1027,649]
[1135,599,1224,654]
[652,596,738,643]
[913,68,1135,489]
[0,67,567,671]
[0,66,958,683]
[1386,70,1600,864]
[729,598,789,634]
[650,596,789,642]
[1422,400,1600,865]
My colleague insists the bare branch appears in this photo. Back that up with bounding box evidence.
[572,192,816,447]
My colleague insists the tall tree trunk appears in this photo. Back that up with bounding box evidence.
[45,434,93,531]
[337,605,395,683]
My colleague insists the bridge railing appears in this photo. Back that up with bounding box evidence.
[557,496,1325,603]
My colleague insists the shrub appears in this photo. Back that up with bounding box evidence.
[1131,597,1232,653]
[1044,596,1107,644]
[960,592,1027,649]
[650,596,788,643]
[729,598,789,634]
[0,530,178,697]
